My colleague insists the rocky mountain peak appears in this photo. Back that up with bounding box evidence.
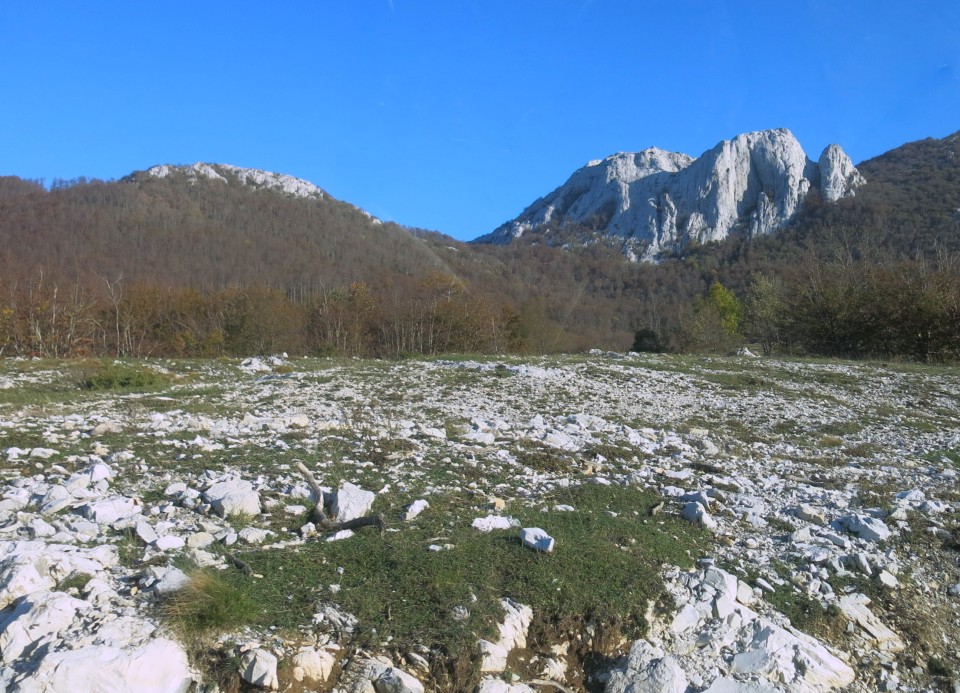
[139,162,327,200]
[475,128,865,261]
[819,144,867,202]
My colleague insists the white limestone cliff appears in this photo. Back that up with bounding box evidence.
[818,143,866,203]
[478,129,865,261]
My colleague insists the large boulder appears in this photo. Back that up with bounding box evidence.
[331,483,375,523]
[10,637,194,692]
[203,479,261,518]
[0,590,86,663]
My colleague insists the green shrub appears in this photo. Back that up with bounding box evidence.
[160,570,259,635]
[79,362,168,391]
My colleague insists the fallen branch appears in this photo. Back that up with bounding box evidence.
[529,680,576,693]
[294,461,386,536]
[330,513,386,537]
[295,460,330,525]
[226,551,254,576]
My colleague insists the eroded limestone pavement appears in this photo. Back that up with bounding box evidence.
[0,353,957,692]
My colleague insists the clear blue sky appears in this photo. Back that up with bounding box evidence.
[2,1,958,240]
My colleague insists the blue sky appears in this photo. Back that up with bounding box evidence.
[2,1,958,240]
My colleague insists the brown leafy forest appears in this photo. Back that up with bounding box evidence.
[1,132,959,361]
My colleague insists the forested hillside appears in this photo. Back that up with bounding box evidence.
[0,132,958,360]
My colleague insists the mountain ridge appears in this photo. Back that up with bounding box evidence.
[475,128,865,260]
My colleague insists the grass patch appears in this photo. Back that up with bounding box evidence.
[763,587,845,642]
[161,570,259,636]
[818,420,862,437]
[80,362,170,391]
[514,443,575,473]
[57,572,93,592]
[218,484,708,655]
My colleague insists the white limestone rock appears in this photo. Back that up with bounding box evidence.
[478,599,533,674]
[682,501,718,530]
[374,666,425,693]
[478,129,864,261]
[835,514,891,542]
[402,499,429,521]
[0,590,86,663]
[145,163,327,201]
[838,593,905,652]
[472,515,517,532]
[0,541,116,609]
[291,648,337,683]
[605,640,688,693]
[12,637,194,692]
[819,144,866,202]
[135,521,158,545]
[332,483,375,523]
[475,679,536,693]
[153,535,185,551]
[80,496,141,525]
[203,479,261,518]
[519,527,555,553]
[240,648,279,690]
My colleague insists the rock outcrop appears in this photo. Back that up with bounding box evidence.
[476,129,865,261]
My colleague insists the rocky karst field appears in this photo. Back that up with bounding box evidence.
[0,353,957,692]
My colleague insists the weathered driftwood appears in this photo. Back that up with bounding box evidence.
[295,461,386,536]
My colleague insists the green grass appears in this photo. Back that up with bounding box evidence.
[214,484,708,656]
[79,361,171,391]
[161,570,259,635]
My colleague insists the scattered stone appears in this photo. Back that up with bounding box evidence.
[681,501,718,530]
[332,482,375,522]
[291,648,337,683]
[186,531,216,549]
[153,535,185,551]
[795,504,827,525]
[203,479,261,518]
[838,593,906,652]
[519,527,555,552]
[472,516,517,532]
[374,666,425,693]
[835,514,892,542]
[240,648,279,689]
[478,599,532,674]
[403,499,429,521]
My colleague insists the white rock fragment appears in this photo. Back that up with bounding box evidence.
[332,482,375,523]
[135,520,158,545]
[153,535,185,551]
[519,527,555,553]
[0,589,86,663]
[476,679,535,693]
[17,637,194,692]
[238,527,269,545]
[838,593,905,651]
[240,648,279,690]
[81,496,141,525]
[374,666,425,693]
[835,514,891,542]
[681,501,717,530]
[403,499,429,521]
[478,599,533,674]
[291,648,337,683]
[203,479,261,518]
[472,516,517,532]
